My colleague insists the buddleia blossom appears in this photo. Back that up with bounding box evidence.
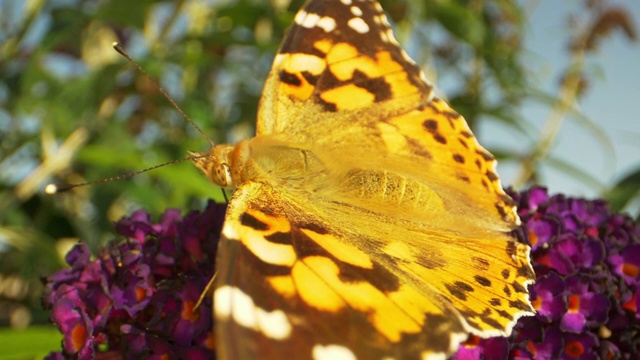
[43,201,226,359]
[455,187,640,359]
[44,188,640,359]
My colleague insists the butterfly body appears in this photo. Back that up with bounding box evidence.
[192,0,535,358]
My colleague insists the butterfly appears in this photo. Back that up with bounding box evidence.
[191,0,535,358]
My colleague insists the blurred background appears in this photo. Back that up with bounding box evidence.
[1,0,638,357]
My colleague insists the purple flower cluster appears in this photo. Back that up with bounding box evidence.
[455,187,640,359]
[44,188,640,359]
[43,201,226,359]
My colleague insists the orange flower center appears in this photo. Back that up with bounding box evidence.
[565,341,584,357]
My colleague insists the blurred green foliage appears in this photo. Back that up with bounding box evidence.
[0,325,62,359]
[0,0,638,345]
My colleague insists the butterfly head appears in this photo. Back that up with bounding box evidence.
[189,145,234,188]
[190,141,250,189]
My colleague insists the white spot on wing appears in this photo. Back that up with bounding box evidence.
[347,17,369,34]
[340,0,352,5]
[379,31,389,43]
[294,10,307,25]
[294,10,336,32]
[421,71,433,88]
[379,13,390,26]
[422,353,446,360]
[400,49,417,65]
[385,28,400,45]
[222,216,296,266]
[214,285,232,317]
[272,53,286,67]
[256,308,292,340]
[313,344,357,360]
[449,332,469,353]
[317,16,337,32]
[245,229,296,266]
[232,285,258,328]
[301,13,320,28]
[350,6,363,16]
[222,222,239,241]
[214,286,292,340]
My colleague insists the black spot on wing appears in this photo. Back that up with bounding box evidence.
[457,173,471,183]
[406,137,432,158]
[486,171,498,182]
[481,179,490,191]
[480,317,502,330]
[417,251,447,269]
[422,119,447,144]
[319,100,338,112]
[455,281,474,293]
[265,232,292,245]
[338,261,400,293]
[295,223,400,293]
[489,298,501,306]
[460,130,473,138]
[474,275,491,287]
[476,149,495,161]
[301,71,320,86]
[279,70,302,86]
[445,281,474,301]
[471,257,490,271]
[495,203,509,221]
[501,269,510,280]
[240,212,269,231]
[352,69,392,102]
[495,309,512,320]
[505,241,517,258]
[433,134,447,144]
[518,263,535,279]
[423,119,438,131]
[510,299,533,312]
[512,281,528,294]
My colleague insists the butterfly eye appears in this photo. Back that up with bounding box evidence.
[215,163,233,188]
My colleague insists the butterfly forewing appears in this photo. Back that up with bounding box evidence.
[199,0,536,359]
[258,0,431,137]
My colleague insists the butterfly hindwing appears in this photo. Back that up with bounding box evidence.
[214,178,533,359]
[214,182,470,359]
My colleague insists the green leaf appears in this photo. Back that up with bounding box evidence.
[430,2,486,46]
[604,167,640,216]
[0,325,62,359]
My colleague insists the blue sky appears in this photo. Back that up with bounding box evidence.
[482,0,640,199]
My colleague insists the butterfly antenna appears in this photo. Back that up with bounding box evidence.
[193,272,217,312]
[221,188,229,203]
[112,42,215,148]
[46,154,207,194]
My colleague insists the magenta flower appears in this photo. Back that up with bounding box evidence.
[455,187,640,359]
[43,201,225,359]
